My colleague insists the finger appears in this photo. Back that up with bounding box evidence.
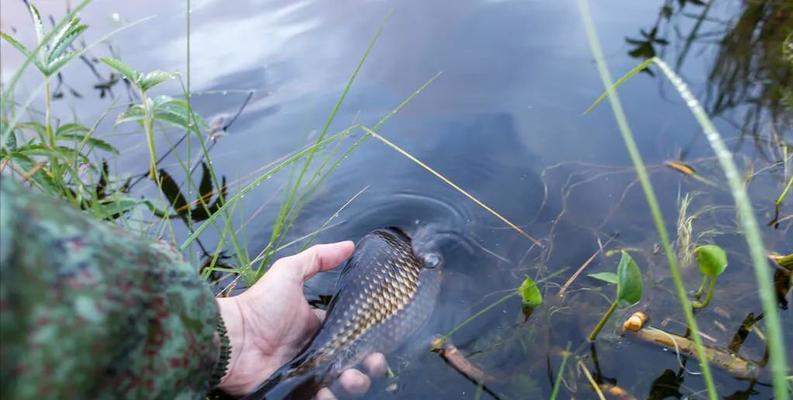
[315,388,337,400]
[337,368,371,395]
[312,308,326,321]
[362,353,388,377]
[272,242,355,281]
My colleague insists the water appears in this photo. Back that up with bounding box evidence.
[2,0,791,398]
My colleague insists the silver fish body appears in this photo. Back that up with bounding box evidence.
[243,227,443,400]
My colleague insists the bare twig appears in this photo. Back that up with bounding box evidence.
[559,235,615,297]
[628,325,761,380]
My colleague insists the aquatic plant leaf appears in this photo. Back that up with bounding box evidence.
[198,161,213,200]
[157,169,188,215]
[100,57,141,84]
[616,251,642,305]
[695,245,728,278]
[190,174,228,222]
[588,272,619,285]
[139,71,177,92]
[518,276,543,306]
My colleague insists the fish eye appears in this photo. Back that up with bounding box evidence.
[421,252,443,269]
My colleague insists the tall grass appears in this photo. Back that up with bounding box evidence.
[1,3,438,290]
[577,1,718,398]
[653,57,789,400]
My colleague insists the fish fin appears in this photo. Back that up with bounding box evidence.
[241,352,333,400]
[242,364,333,400]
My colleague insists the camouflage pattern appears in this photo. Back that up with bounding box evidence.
[0,177,223,399]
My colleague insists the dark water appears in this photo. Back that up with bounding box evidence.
[2,0,791,398]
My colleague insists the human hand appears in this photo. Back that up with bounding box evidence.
[217,242,388,398]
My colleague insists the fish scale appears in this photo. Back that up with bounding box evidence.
[243,227,443,400]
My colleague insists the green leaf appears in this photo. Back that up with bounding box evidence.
[584,58,654,114]
[8,153,58,194]
[55,122,90,136]
[695,244,728,278]
[17,121,48,140]
[28,3,45,48]
[0,32,31,58]
[0,120,17,150]
[588,271,619,285]
[116,96,207,133]
[47,17,86,63]
[16,143,90,164]
[139,71,177,91]
[43,51,78,76]
[100,57,141,84]
[518,276,543,306]
[94,197,140,220]
[58,133,119,154]
[0,31,45,74]
[616,251,642,305]
[150,96,207,131]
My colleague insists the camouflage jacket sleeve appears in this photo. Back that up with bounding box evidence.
[0,178,224,399]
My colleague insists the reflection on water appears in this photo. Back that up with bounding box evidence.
[2,0,791,398]
[625,0,792,156]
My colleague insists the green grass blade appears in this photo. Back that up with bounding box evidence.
[583,58,654,114]
[550,343,572,400]
[264,15,387,264]
[653,57,789,400]
[577,1,718,398]
[178,128,355,251]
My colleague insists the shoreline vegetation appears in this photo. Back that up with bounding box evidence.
[1,1,790,398]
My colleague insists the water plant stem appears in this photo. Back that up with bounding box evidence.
[694,276,708,297]
[692,278,716,309]
[588,299,619,342]
[577,1,718,398]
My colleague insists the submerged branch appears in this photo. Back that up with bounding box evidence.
[628,326,762,380]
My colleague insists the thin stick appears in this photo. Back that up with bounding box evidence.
[361,126,543,248]
[577,361,607,400]
[559,235,615,296]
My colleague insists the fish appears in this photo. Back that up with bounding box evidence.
[243,227,444,400]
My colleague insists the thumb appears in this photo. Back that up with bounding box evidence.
[271,241,355,282]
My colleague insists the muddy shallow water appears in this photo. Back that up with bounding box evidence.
[2,0,791,398]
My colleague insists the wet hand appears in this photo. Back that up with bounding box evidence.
[216,242,388,398]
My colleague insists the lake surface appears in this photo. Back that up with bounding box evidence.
[2,0,791,398]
